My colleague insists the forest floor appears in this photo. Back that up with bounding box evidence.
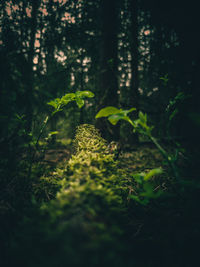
[42,142,170,173]
[35,141,194,266]
[39,142,175,197]
[2,138,199,267]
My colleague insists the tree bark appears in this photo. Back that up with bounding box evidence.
[96,0,119,141]
[128,0,139,144]
[25,0,40,132]
[129,0,139,110]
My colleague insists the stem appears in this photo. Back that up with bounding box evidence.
[127,116,180,181]
[36,115,50,149]
[150,136,168,160]
[150,136,179,180]
[27,115,51,179]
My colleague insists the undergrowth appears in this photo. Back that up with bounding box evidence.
[4,124,200,267]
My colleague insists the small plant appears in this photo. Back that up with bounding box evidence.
[96,106,179,180]
[160,73,169,86]
[129,168,163,205]
[38,90,94,147]
[28,91,94,178]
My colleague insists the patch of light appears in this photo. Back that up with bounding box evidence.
[153,87,158,92]
[144,30,150,36]
[55,50,67,63]
[33,56,38,64]
[85,76,89,83]
[71,73,75,86]
[138,88,144,95]
[83,57,90,66]
[126,80,130,87]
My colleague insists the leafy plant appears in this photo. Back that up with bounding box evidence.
[47,90,94,114]
[166,92,190,121]
[129,168,163,205]
[28,91,94,178]
[96,107,179,180]
[159,73,169,86]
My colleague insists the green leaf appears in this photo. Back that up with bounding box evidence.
[108,114,130,125]
[175,92,185,101]
[141,183,163,199]
[75,97,85,108]
[47,100,59,109]
[121,107,136,116]
[95,106,120,118]
[62,93,75,103]
[143,168,163,181]
[76,91,94,98]
[169,108,178,121]
[96,106,136,122]
[47,91,94,113]
[141,183,154,195]
[108,114,123,125]
[129,194,140,202]
[48,131,59,137]
[139,111,147,123]
[132,173,144,184]
[15,114,25,121]
[160,74,169,85]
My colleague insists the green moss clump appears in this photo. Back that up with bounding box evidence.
[73,124,108,154]
[46,124,128,214]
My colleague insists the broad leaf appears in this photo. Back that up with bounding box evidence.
[108,114,123,125]
[95,106,120,118]
[143,168,163,181]
[47,99,60,109]
[121,107,136,116]
[62,93,75,102]
[76,91,94,98]
[75,97,84,108]
[108,114,129,125]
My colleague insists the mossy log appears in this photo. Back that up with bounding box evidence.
[17,124,132,267]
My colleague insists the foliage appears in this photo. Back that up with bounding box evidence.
[0,91,94,265]
[2,121,199,266]
[27,91,94,177]
[96,106,179,179]
[1,0,199,265]
[166,91,191,122]
[130,168,163,205]
[96,106,136,125]
[47,91,94,114]
[7,124,130,266]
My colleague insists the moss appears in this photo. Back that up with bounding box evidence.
[73,124,108,154]
[10,124,143,267]
[19,124,131,266]
[45,124,127,209]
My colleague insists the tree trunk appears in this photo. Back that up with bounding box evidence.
[129,0,139,145]
[96,0,119,141]
[25,0,40,132]
[130,0,139,110]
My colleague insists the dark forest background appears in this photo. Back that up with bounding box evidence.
[0,0,200,266]
[1,0,200,142]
